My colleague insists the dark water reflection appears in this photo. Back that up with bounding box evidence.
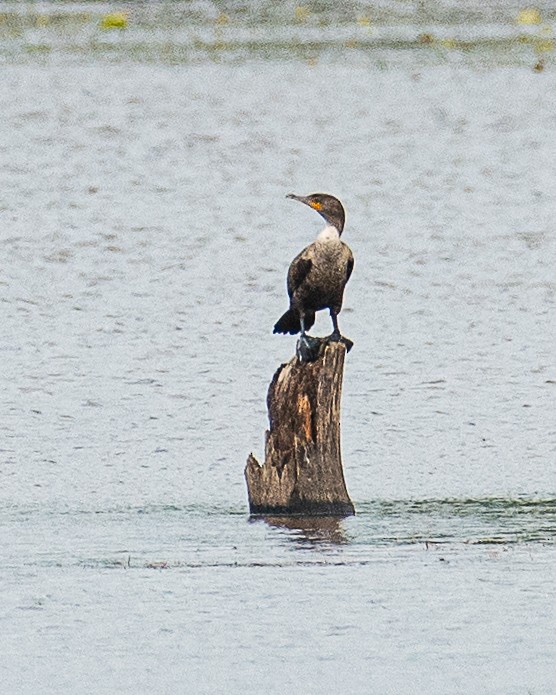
[256,514,350,545]
[356,497,556,545]
[256,498,556,552]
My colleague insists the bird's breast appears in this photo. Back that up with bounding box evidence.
[296,242,350,305]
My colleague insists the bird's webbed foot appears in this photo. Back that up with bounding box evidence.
[296,334,322,363]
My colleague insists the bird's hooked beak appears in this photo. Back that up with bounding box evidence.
[286,193,305,203]
[286,193,322,211]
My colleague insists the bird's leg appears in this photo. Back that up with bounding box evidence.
[328,309,353,353]
[296,314,321,362]
[329,310,342,341]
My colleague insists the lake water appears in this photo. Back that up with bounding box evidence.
[1,2,555,693]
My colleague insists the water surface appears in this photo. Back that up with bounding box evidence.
[1,2,555,693]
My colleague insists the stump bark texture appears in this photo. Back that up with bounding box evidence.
[245,341,354,515]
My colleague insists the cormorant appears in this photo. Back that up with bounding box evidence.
[273,193,354,361]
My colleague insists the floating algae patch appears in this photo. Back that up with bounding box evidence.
[100,12,128,30]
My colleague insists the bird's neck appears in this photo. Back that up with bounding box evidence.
[316,224,341,242]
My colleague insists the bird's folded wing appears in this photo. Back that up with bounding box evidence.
[346,250,354,283]
[287,254,313,297]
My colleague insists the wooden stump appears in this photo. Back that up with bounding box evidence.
[245,341,354,516]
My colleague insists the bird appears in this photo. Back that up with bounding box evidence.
[273,193,354,361]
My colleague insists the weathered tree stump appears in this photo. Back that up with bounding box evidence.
[245,340,354,516]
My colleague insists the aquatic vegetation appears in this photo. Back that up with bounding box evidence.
[534,24,555,53]
[100,11,128,30]
[516,7,542,25]
[294,6,311,22]
[0,2,552,68]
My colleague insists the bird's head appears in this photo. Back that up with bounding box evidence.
[286,193,345,234]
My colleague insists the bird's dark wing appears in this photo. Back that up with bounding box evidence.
[346,256,354,283]
[345,245,354,284]
[286,251,313,298]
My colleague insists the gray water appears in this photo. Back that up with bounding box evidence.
[1,2,555,693]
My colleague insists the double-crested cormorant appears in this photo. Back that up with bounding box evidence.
[273,193,354,360]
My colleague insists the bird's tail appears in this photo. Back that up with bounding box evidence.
[273,310,315,335]
[273,309,300,335]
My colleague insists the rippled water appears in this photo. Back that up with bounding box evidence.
[1,2,555,693]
